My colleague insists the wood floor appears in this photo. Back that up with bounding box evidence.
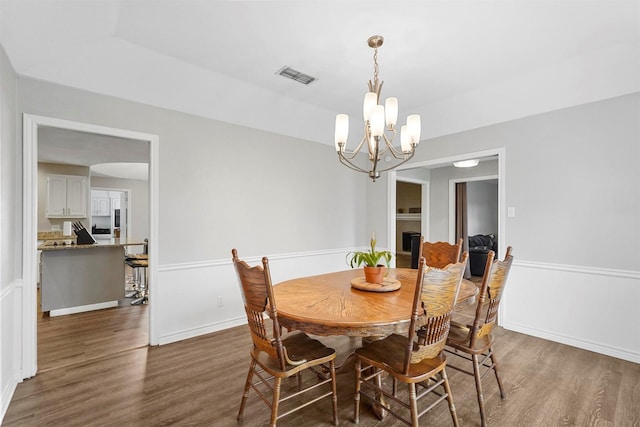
[5,301,640,426]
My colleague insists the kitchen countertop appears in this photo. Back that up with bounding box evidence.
[38,238,147,251]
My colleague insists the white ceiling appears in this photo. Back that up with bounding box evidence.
[37,126,149,180]
[1,1,639,156]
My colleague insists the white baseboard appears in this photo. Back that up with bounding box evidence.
[1,379,18,425]
[503,320,640,364]
[49,300,118,317]
[158,316,246,346]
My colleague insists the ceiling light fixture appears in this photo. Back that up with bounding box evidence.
[334,35,421,182]
[453,159,480,168]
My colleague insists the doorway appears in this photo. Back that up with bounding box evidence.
[22,114,159,379]
[388,148,505,272]
[90,188,131,242]
[395,181,423,268]
[448,176,498,244]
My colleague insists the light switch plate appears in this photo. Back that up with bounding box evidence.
[507,207,516,217]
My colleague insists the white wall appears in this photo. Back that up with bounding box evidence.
[467,180,498,236]
[370,93,640,363]
[0,41,20,424]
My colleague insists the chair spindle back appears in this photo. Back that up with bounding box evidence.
[232,249,286,370]
[405,252,468,371]
[469,246,513,347]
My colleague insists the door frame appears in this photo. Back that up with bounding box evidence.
[388,147,505,259]
[22,114,159,379]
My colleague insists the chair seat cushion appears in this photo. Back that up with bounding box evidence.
[446,322,494,353]
[355,334,446,382]
[252,332,335,376]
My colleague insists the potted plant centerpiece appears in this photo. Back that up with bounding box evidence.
[347,233,393,284]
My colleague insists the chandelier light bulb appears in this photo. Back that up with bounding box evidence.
[335,114,349,151]
[385,97,398,128]
[370,105,385,138]
[400,125,411,153]
[407,114,421,145]
[363,92,377,121]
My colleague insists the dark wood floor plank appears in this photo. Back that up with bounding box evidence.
[4,303,640,426]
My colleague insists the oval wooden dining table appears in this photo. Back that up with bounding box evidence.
[273,268,478,338]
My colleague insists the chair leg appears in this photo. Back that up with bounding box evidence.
[271,377,282,427]
[329,360,338,426]
[237,360,256,422]
[353,359,361,424]
[372,367,388,420]
[441,369,460,427]
[408,383,419,427]
[490,348,507,399]
[472,353,487,427]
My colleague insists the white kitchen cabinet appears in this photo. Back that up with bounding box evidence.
[46,175,87,218]
[91,196,111,216]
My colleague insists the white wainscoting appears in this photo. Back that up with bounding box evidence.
[154,248,354,345]
[1,280,21,424]
[502,260,640,363]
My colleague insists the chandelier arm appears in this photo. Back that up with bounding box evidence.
[375,150,416,174]
[371,136,381,174]
[337,152,371,174]
[377,131,398,157]
[383,139,411,159]
[339,135,369,160]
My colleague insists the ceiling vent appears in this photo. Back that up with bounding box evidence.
[276,66,317,85]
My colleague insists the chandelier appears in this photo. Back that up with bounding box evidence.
[334,35,421,182]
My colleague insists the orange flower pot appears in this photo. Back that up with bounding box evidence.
[363,266,386,284]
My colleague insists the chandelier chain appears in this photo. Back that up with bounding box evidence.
[373,47,379,86]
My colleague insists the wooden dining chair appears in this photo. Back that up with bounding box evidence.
[419,237,463,269]
[353,253,468,427]
[445,246,514,427]
[231,249,338,427]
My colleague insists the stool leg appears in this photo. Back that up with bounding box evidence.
[131,266,148,305]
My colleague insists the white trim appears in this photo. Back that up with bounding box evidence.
[513,259,640,279]
[158,247,358,272]
[504,321,640,364]
[158,316,247,346]
[49,301,118,317]
[388,172,430,266]
[387,171,397,266]
[21,114,160,380]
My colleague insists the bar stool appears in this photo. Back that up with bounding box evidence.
[125,239,148,305]
[126,257,148,305]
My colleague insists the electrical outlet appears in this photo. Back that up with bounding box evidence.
[217,296,223,307]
